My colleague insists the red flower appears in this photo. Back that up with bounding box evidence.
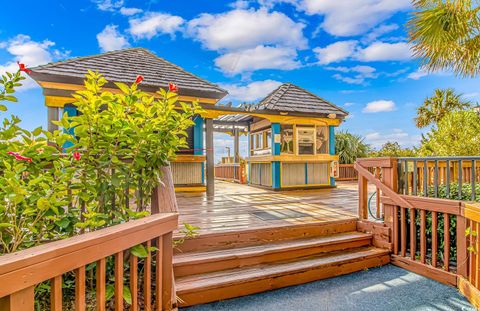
[168,82,178,92]
[7,151,32,162]
[135,75,144,84]
[17,61,32,74]
[73,152,81,161]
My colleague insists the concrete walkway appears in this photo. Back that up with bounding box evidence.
[182,265,474,311]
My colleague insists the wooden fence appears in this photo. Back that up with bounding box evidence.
[214,163,246,184]
[355,157,480,309]
[337,164,357,181]
[0,166,179,311]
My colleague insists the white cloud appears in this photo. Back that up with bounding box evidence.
[187,9,307,51]
[365,129,420,148]
[298,0,411,36]
[220,80,282,101]
[0,35,69,90]
[313,40,357,65]
[362,100,396,113]
[230,0,250,9]
[356,41,412,61]
[119,7,142,16]
[128,12,185,40]
[327,65,377,84]
[97,25,130,52]
[362,23,399,43]
[344,102,355,107]
[214,45,300,75]
[93,0,124,11]
[407,68,429,80]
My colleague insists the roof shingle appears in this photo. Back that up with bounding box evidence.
[30,48,228,99]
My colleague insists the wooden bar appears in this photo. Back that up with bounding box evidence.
[420,209,426,264]
[393,206,399,255]
[457,215,468,278]
[114,252,124,311]
[469,220,475,285]
[459,160,463,198]
[358,175,368,220]
[413,160,418,196]
[400,207,407,257]
[0,286,34,311]
[444,213,450,272]
[162,232,174,311]
[376,169,381,218]
[476,222,479,288]
[156,237,163,310]
[432,211,438,268]
[50,275,62,311]
[75,266,86,311]
[144,241,152,311]
[96,258,106,311]
[130,254,138,311]
[423,160,428,196]
[446,160,450,198]
[410,209,416,260]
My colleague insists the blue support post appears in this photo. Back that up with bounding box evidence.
[62,105,77,149]
[247,127,251,184]
[329,125,336,187]
[193,116,205,184]
[271,123,281,189]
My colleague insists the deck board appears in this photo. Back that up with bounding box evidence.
[175,181,361,237]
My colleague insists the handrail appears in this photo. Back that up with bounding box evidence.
[0,213,178,310]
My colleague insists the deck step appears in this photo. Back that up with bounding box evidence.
[176,246,390,307]
[175,218,359,253]
[174,231,372,277]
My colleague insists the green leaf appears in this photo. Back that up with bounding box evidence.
[0,223,14,229]
[37,197,51,211]
[0,104,7,112]
[106,284,115,301]
[123,285,132,304]
[130,244,148,258]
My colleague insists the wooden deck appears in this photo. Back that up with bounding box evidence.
[175,181,361,237]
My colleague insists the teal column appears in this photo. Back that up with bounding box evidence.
[193,116,205,184]
[247,127,251,184]
[271,123,281,189]
[62,105,77,149]
[329,125,336,186]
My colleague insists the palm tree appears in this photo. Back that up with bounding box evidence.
[335,131,370,164]
[408,0,480,77]
[415,88,471,128]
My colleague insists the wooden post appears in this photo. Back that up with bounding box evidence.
[47,107,59,133]
[382,158,398,249]
[233,127,240,164]
[358,175,368,220]
[0,286,34,311]
[162,232,174,311]
[151,166,178,214]
[457,215,468,278]
[205,118,214,197]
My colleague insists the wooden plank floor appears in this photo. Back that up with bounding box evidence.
[175,181,362,237]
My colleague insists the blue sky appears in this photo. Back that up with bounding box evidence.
[1,0,480,159]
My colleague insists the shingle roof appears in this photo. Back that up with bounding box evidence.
[30,48,228,99]
[255,83,348,117]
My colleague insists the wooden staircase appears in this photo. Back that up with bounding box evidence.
[174,219,390,307]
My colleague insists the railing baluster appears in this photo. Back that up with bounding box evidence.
[156,236,163,310]
[423,160,428,196]
[446,160,450,199]
[458,160,463,199]
[51,275,62,311]
[75,266,86,311]
[144,240,152,311]
[432,211,438,268]
[114,252,123,311]
[444,214,450,272]
[404,160,409,195]
[162,232,174,311]
[471,160,476,201]
[469,220,475,285]
[434,160,439,198]
[393,206,399,255]
[410,209,416,260]
[96,258,106,311]
[401,207,406,257]
[476,222,479,288]
[413,160,418,196]
[130,254,138,311]
[420,210,426,264]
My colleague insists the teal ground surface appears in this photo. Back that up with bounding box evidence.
[182,265,474,311]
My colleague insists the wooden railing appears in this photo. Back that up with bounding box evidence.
[214,163,246,184]
[0,213,178,311]
[337,164,357,181]
[355,157,480,309]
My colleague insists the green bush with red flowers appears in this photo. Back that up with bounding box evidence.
[0,68,201,254]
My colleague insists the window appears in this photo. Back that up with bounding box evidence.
[316,126,329,154]
[280,124,294,154]
[296,127,315,155]
[265,130,271,148]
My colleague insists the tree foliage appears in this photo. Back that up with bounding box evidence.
[409,0,480,77]
[415,88,471,128]
[370,142,417,157]
[419,110,480,156]
[335,131,370,164]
